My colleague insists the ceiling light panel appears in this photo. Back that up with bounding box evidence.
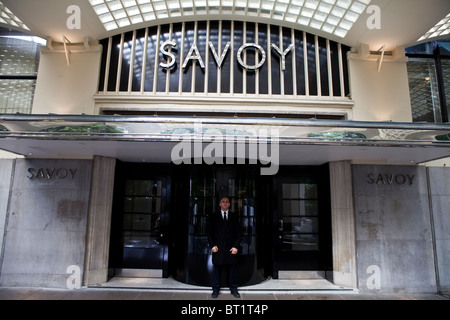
[89,0,371,37]
[0,1,30,31]
[418,13,450,42]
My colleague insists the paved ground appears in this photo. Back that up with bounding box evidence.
[0,286,448,300]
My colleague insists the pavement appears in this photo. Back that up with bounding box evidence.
[0,277,448,301]
[0,286,448,300]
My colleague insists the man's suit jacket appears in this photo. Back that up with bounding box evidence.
[207,211,241,265]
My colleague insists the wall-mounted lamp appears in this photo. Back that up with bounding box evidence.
[44,37,101,66]
[376,45,385,72]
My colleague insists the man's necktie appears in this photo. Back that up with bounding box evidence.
[223,212,227,221]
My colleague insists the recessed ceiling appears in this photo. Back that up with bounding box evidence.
[0,0,449,51]
[0,1,29,31]
[418,12,450,42]
[88,0,372,38]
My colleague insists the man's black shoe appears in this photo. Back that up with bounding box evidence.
[231,291,240,298]
[212,292,219,298]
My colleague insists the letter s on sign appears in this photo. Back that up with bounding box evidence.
[27,168,35,179]
[160,40,177,69]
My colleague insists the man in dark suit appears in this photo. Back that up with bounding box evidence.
[207,196,242,298]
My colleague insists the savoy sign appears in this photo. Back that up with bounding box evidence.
[160,40,294,71]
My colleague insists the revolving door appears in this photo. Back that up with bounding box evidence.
[172,165,269,286]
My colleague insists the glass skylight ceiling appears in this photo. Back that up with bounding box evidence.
[0,1,30,31]
[418,12,450,42]
[89,0,371,38]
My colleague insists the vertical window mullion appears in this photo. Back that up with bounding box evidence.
[434,44,449,123]
[217,20,222,94]
[255,23,260,96]
[243,22,247,96]
[115,33,125,93]
[315,35,321,97]
[327,39,333,97]
[338,43,345,98]
[140,28,149,94]
[103,37,112,93]
[191,21,198,94]
[153,25,161,94]
[128,30,137,93]
[267,24,272,96]
[279,26,285,97]
[230,21,234,95]
[291,28,297,97]
[165,24,173,94]
[178,23,185,94]
[303,32,309,97]
[205,20,210,95]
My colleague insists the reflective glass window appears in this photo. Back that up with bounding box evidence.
[0,28,43,114]
[407,58,442,122]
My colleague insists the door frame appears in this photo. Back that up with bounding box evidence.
[108,162,172,278]
[171,163,270,286]
[271,165,333,279]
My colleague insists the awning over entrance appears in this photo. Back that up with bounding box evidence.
[0,114,449,166]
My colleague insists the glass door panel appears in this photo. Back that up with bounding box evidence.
[274,167,332,275]
[281,183,319,252]
[121,179,165,269]
[109,163,171,278]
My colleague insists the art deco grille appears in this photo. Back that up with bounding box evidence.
[98,20,350,99]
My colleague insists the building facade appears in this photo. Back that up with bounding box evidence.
[0,0,450,294]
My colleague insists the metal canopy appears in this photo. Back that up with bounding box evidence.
[0,114,449,165]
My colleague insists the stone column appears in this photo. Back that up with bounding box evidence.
[83,156,116,286]
[329,161,357,288]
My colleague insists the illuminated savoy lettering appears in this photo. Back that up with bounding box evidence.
[160,40,293,71]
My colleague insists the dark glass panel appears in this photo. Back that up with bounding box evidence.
[439,40,450,56]
[283,27,294,95]
[107,34,121,92]
[119,32,133,92]
[156,25,170,92]
[330,41,342,97]
[294,30,306,95]
[270,25,281,95]
[245,22,256,94]
[208,21,219,93]
[220,21,232,93]
[195,21,207,93]
[131,28,146,92]
[169,23,182,92]
[233,21,244,94]
[306,33,317,96]
[144,26,157,92]
[318,37,329,96]
[182,22,195,93]
[405,42,434,55]
[258,23,269,95]
[442,59,450,119]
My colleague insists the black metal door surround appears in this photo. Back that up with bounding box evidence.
[173,164,268,287]
[109,163,171,277]
[272,166,333,277]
